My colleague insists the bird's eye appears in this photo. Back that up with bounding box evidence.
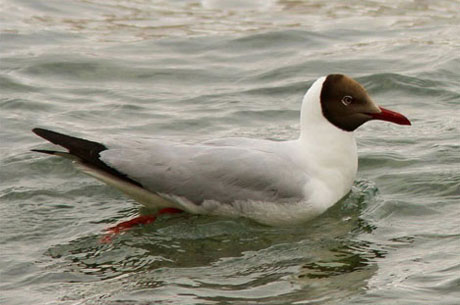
[341,95,353,106]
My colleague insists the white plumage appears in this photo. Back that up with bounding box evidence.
[33,74,411,225]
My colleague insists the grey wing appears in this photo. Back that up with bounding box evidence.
[100,140,308,205]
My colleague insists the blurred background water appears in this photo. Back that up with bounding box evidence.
[1,0,459,304]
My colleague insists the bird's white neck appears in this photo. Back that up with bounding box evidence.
[299,76,355,146]
[297,77,358,205]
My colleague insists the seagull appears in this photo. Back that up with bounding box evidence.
[32,74,411,230]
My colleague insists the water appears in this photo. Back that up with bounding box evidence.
[1,1,459,304]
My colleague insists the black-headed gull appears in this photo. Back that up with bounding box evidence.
[32,74,411,228]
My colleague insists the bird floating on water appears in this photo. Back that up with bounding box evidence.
[32,74,411,237]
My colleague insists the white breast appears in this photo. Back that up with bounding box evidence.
[296,76,358,213]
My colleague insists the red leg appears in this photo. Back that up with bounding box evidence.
[100,207,183,243]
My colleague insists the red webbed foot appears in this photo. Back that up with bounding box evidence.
[100,207,183,243]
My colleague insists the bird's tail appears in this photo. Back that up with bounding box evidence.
[31,128,176,209]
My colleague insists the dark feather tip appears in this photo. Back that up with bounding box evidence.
[31,149,58,155]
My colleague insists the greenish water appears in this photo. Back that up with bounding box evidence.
[1,1,459,304]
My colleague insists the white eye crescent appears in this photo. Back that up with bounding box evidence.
[341,95,353,106]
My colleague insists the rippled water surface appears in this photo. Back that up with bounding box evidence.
[1,1,459,304]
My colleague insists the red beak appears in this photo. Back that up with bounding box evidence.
[369,106,411,126]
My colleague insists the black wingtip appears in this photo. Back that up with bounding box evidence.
[31,149,58,155]
[32,128,50,137]
[32,128,61,144]
[31,127,144,188]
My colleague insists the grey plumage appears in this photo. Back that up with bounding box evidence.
[100,137,308,205]
[32,128,308,206]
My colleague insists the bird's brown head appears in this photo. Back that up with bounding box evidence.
[320,74,411,132]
